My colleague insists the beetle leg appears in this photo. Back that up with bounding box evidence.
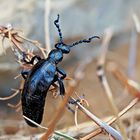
[56,67,66,80]
[32,55,41,63]
[23,53,42,65]
[53,74,65,95]
[27,55,41,64]
[21,70,29,79]
[57,77,65,96]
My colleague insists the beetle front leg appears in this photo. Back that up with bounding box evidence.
[30,55,42,64]
[56,67,66,80]
[57,77,65,96]
[53,74,65,95]
[21,70,29,79]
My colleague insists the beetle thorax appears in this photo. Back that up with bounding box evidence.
[48,49,63,64]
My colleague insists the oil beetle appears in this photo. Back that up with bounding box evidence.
[21,14,99,127]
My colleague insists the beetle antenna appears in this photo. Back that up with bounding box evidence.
[70,36,100,48]
[54,14,63,43]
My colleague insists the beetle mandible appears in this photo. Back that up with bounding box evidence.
[21,14,99,127]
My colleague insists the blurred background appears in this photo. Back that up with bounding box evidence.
[0,0,140,139]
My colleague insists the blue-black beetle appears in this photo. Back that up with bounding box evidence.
[21,15,99,127]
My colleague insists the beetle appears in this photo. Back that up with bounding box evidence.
[21,14,99,127]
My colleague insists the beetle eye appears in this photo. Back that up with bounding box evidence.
[55,43,70,54]
[61,46,70,54]
[55,43,62,49]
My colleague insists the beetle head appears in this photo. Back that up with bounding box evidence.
[55,42,70,54]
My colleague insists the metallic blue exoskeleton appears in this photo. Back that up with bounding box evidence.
[21,15,99,127]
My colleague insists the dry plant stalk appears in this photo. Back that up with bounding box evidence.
[72,97,123,140]
[128,13,140,79]
[0,24,41,57]
[108,62,140,99]
[127,12,140,139]
[0,78,24,103]
[81,62,140,140]
[45,0,51,54]
[2,79,24,112]
[0,90,19,101]
[97,28,127,139]
[81,98,139,140]
[132,13,140,33]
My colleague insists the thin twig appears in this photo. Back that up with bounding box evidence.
[71,97,122,140]
[7,101,21,109]
[97,28,127,139]
[0,90,19,101]
[23,115,76,140]
[132,13,140,33]
[128,13,139,136]
[74,105,79,128]
[128,13,140,79]
[45,0,51,55]
[81,98,138,140]
[108,62,140,99]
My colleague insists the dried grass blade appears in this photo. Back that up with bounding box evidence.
[109,62,140,99]
[128,13,140,79]
[0,90,19,101]
[81,97,138,140]
[97,28,126,138]
[71,97,122,140]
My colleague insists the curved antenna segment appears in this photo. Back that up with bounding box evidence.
[54,14,63,43]
[70,36,100,48]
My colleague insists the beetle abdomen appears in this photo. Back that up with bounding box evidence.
[22,92,46,127]
[21,59,56,127]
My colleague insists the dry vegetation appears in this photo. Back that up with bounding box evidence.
[0,12,140,140]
